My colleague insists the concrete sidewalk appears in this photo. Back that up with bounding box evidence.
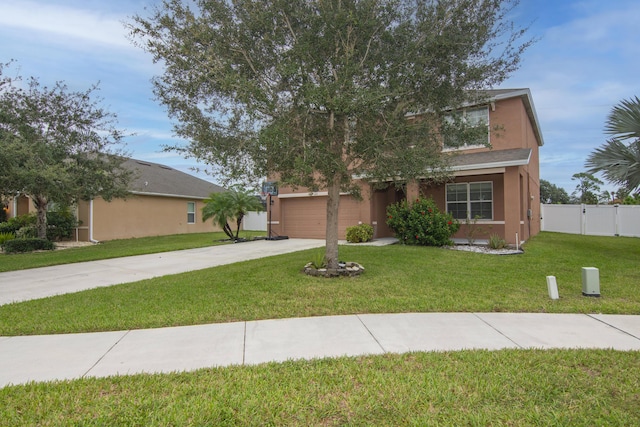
[1,312,639,387]
[0,238,326,305]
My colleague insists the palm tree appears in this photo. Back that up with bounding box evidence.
[202,186,263,241]
[586,96,640,192]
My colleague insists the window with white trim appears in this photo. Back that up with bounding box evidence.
[187,202,196,224]
[443,106,489,149]
[446,182,493,220]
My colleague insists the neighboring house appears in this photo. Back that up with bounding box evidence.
[5,158,224,241]
[268,88,543,245]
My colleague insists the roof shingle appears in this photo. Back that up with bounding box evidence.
[123,158,224,199]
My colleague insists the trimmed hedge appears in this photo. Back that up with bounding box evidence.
[2,238,55,254]
[386,197,459,246]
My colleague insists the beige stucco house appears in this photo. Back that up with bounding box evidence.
[5,158,224,241]
[268,88,543,245]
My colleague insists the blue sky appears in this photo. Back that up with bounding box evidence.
[1,0,639,194]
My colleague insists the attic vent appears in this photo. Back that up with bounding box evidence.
[160,165,173,170]
[136,161,151,166]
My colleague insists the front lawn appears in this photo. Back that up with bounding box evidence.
[2,349,639,425]
[1,232,639,336]
[2,232,639,425]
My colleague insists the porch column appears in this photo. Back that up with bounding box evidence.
[503,167,521,245]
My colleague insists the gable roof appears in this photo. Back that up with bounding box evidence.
[123,158,224,199]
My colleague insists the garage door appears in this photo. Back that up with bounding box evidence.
[281,196,362,239]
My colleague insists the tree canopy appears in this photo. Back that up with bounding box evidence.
[570,172,606,205]
[0,63,132,239]
[539,179,570,204]
[586,96,640,192]
[129,0,532,268]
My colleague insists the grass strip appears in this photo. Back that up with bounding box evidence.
[1,349,639,426]
[0,231,265,272]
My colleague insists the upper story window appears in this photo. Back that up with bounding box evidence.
[443,106,489,150]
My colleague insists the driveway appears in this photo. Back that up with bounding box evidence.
[0,238,325,305]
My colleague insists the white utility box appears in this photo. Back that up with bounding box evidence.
[581,267,600,297]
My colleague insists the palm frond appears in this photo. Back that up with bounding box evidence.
[586,139,640,190]
[604,96,640,141]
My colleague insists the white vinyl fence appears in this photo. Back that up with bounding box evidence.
[541,204,640,238]
[242,211,268,231]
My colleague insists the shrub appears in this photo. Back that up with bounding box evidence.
[345,223,374,243]
[16,225,37,239]
[309,250,327,269]
[0,213,36,235]
[47,209,79,241]
[386,198,459,246]
[464,215,492,245]
[2,238,55,254]
[489,233,507,249]
[0,210,78,241]
[0,232,15,246]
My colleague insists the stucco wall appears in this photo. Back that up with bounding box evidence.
[89,195,220,241]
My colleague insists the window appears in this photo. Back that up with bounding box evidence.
[446,182,493,220]
[443,106,489,149]
[187,202,196,224]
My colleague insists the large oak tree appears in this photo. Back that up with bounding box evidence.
[129,0,531,268]
[0,64,132,239]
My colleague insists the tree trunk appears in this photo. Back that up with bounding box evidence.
[325,174,341,270]
[235,214,244,239]
[32,195,48,240]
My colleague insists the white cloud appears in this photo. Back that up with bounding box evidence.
[0,1,133,50]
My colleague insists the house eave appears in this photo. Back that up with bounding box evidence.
[452,157,531,172]
[129,191,209,200]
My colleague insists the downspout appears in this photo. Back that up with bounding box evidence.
[12,196,17,218]
[89,199,100,243]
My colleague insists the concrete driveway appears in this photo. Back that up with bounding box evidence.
[0,238,326,305]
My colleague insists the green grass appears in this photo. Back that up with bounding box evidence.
[1,232,639,336]
[2,232,639,424]
[2,349,639,426]
[0,231,265,272]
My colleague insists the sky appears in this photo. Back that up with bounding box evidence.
[1,0,639,195]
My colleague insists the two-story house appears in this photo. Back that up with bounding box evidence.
[267,88,543,245]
